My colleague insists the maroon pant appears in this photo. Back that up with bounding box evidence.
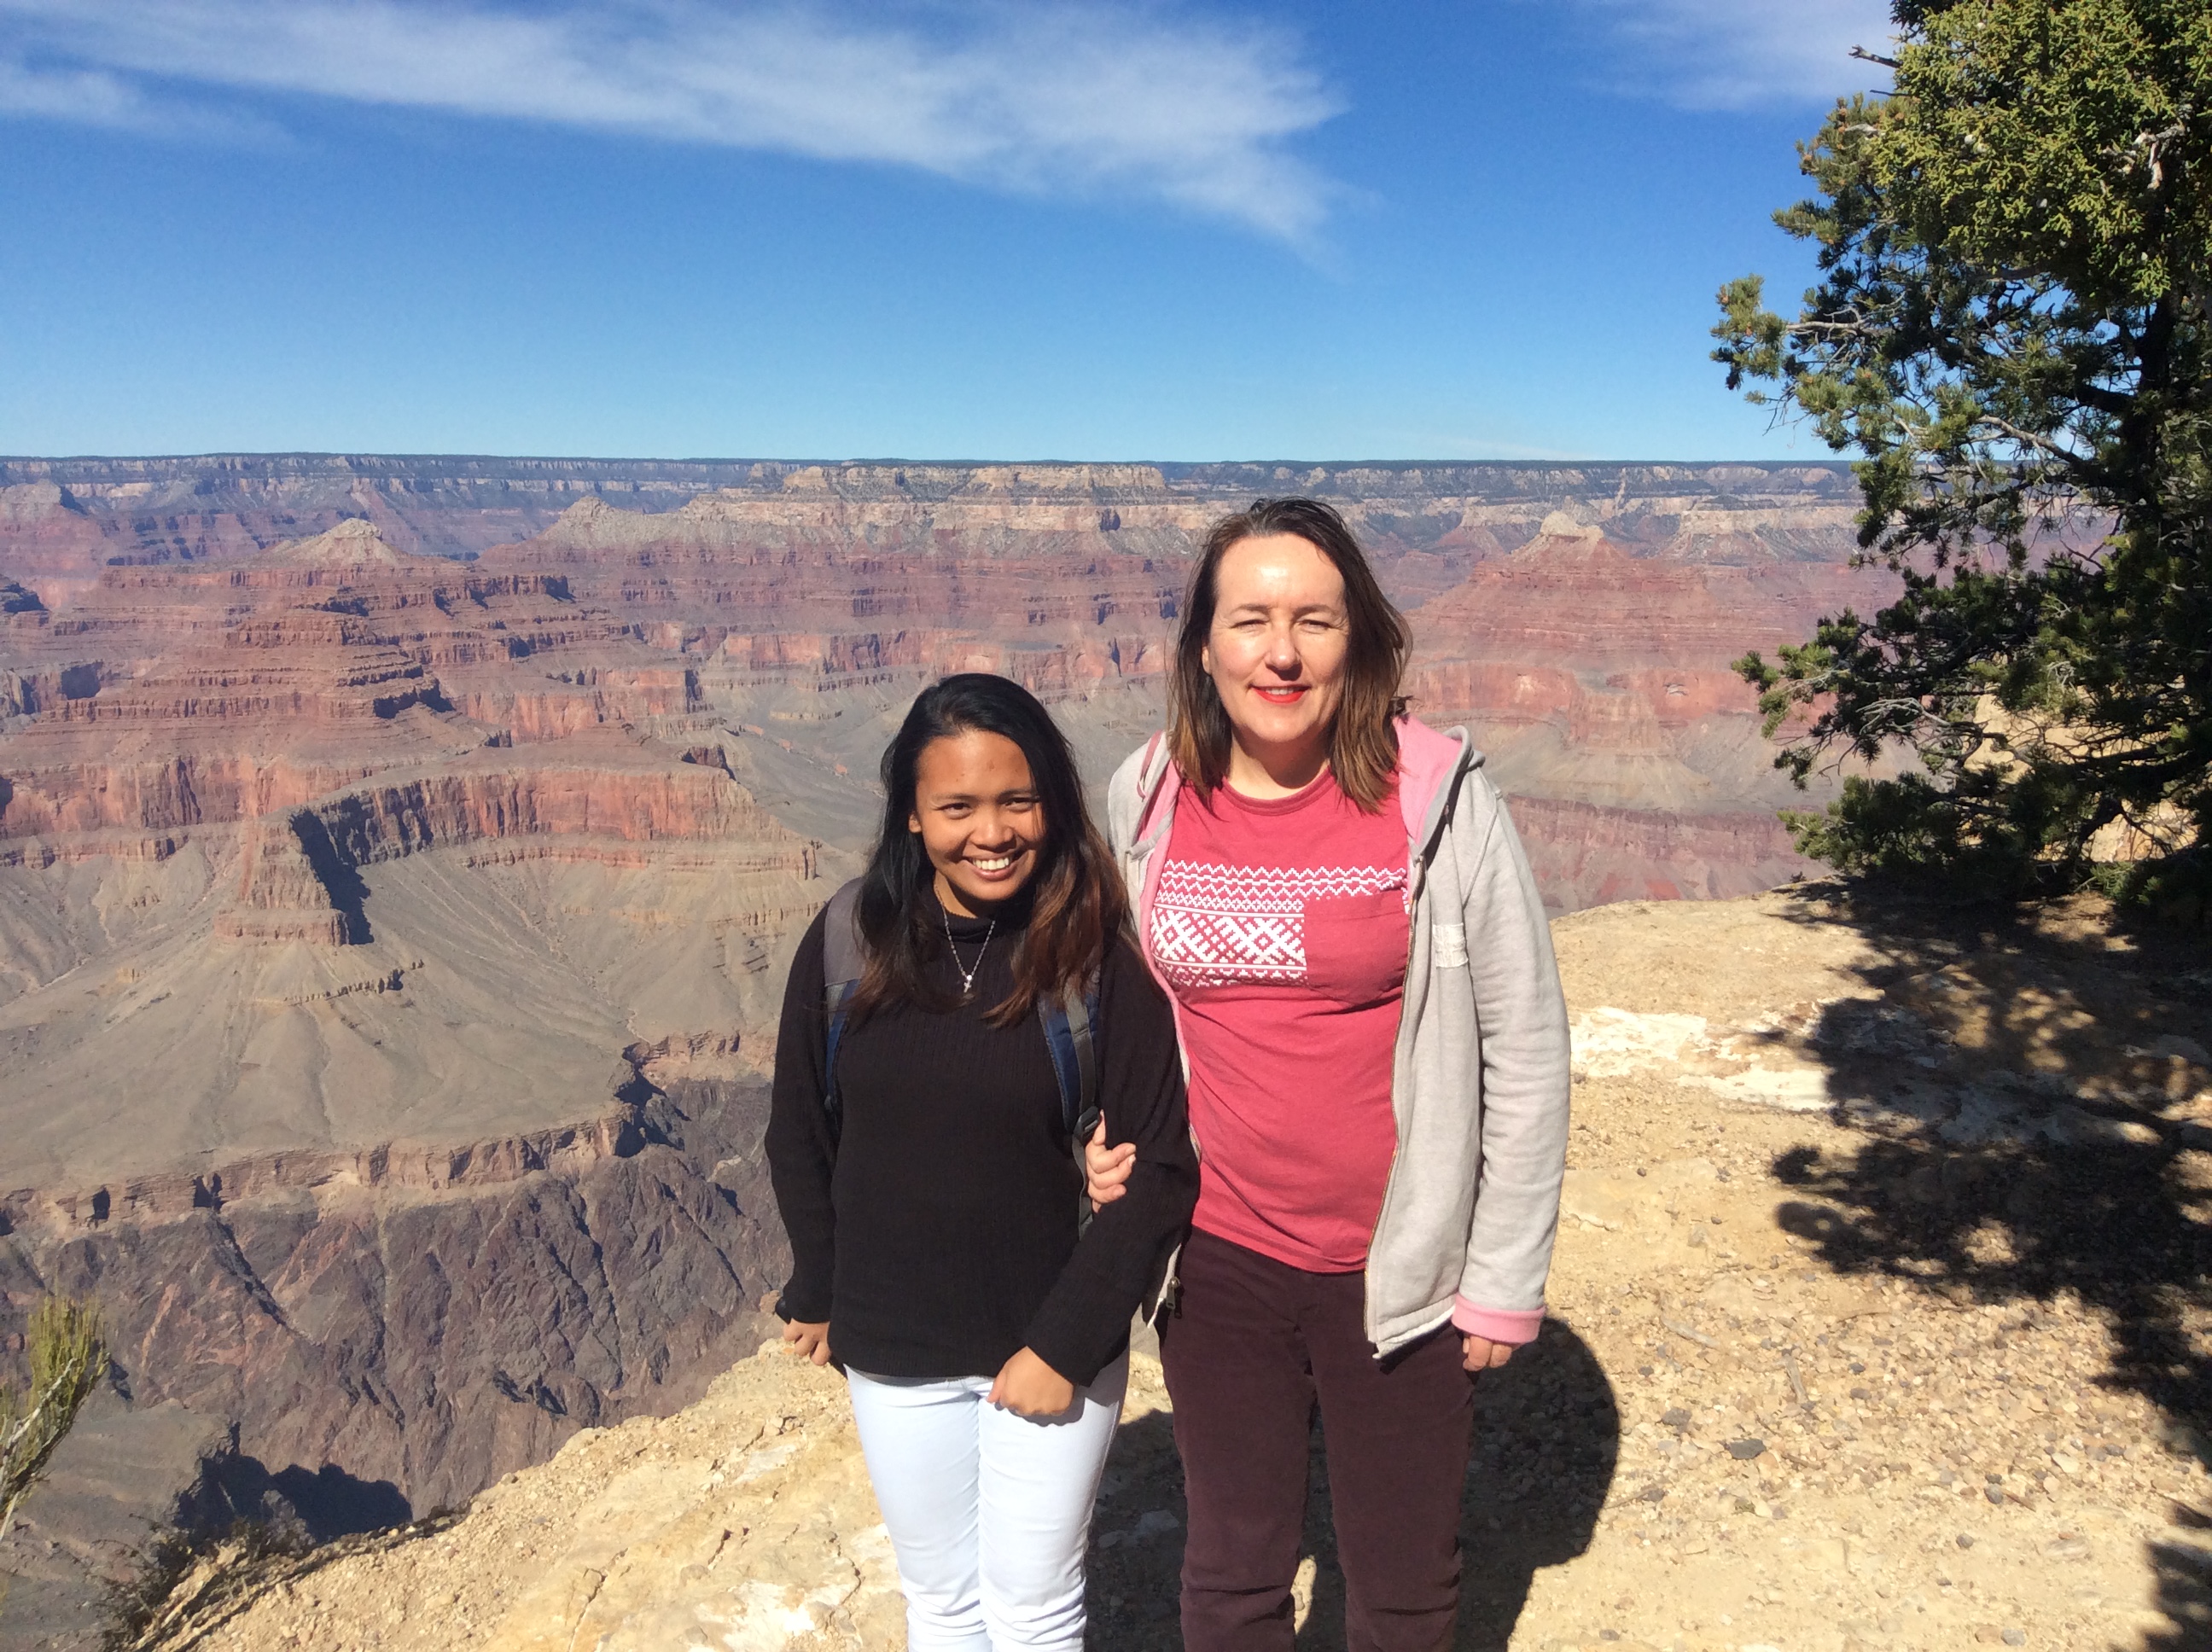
[1161,1229,1476,1652]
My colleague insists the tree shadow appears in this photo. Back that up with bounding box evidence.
[2139,1514,2212,1651]
[1752,885,2212,1646]
[1759,886,2212,1432]
[1081,1320,1616,1651]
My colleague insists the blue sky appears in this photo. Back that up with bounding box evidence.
[0,1,1896,461]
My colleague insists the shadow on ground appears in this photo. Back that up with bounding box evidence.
[2141,1514,2212,1649]
[1761,889,2212,1435]
[1756,886,2212,1646]
[183,1452,413,1544]
[1084,1319,1616,1650]
[1452,1320,1619,1650]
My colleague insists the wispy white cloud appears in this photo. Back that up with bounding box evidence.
[0,0,1341,238]
[0,51,281,139]
[0,56,144,125]
[1559,0,1898,111]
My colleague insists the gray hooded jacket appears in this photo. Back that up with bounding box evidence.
[1107,718,1572,1355]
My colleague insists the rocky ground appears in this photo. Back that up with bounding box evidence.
[96,885,2212,1652]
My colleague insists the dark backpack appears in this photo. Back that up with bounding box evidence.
[816,879,1102,1234]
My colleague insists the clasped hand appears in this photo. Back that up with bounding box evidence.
[987,1347,1077,1416]
[1080,1118,1516,1378]
[782,1318,832,1364]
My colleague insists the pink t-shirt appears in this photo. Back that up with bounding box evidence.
[1148,770,1410,1272]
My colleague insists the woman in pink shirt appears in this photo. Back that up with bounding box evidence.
[1088,497,1572,1650]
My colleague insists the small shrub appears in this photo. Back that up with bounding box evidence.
[0,1294,106,1611]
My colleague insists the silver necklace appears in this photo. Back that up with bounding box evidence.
[941,906,997,997]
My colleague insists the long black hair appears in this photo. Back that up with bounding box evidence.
[848,673,1126,1027]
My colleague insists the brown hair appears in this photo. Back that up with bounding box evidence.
[849,672,1126,1027]
[1167,497,1409,812]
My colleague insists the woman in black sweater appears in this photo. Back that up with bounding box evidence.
[766,673,1196,1652]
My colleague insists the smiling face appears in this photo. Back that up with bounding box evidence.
[1201,532,1350,794]
[907,728,1046,916]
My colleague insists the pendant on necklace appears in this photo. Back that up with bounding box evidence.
[943,908,996,997]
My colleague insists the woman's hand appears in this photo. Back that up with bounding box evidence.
[987,1347,1077,1416]
[1462,1334,1513,1374]
[1084,1115,1136,1209]
[783,1318,833,1365]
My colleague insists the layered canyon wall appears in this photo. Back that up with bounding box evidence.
[0,455,1891,1646]
[0,510,827,1646]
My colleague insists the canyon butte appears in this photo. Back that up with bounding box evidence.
[0,455,1895,1646]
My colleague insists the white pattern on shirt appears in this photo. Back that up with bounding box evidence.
[1150,860,1406,988]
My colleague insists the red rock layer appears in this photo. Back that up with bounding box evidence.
[0,521,736,845]
[1404,525,1900,902]
[492,496,1189,665]
[1409,526,1898,681]
[1506,795,1817,914]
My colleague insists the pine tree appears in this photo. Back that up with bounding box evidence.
[1715,0,2210,912]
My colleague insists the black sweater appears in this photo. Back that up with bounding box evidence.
[765,887,1197,1387]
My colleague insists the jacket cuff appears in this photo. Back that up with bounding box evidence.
[1022,1248,1144,1388]
[775,1283,831,1324]
[1021,1294,1122,1389]
[1451,1298,1544,1345]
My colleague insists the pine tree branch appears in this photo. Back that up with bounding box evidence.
[1970,416,2087,462]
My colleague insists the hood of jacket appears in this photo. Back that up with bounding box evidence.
[1128,714,1475,862]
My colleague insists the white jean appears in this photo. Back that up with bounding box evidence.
[845,1355,1128,1652]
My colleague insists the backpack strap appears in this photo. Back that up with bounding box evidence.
[818,879,866,1139]
[1040,962,1179,1318]
[1039,970,1104,1236]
